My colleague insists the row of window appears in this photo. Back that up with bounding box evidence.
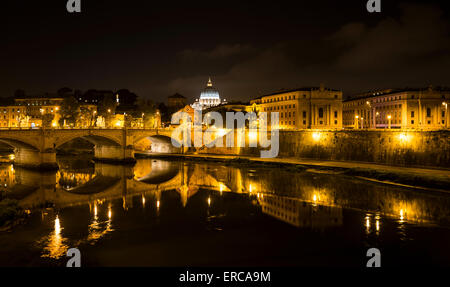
[263,104,296,111]
[263,94,340,104]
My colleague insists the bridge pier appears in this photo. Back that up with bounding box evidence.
[13,148,58,170]
[93,145,136,165]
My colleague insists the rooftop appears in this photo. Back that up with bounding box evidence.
[344,86,450,102]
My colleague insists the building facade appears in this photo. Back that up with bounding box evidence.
[168,93,186,111]
[250,84,343,129]
[343,86,450,129]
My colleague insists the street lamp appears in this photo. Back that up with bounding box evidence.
[443,102,448,128]
[355,115,359,129]
[361,117,364,129]
[387,115,392,129]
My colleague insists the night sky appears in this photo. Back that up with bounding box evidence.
[1,0,449,103]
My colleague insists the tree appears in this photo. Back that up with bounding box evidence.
[136,99,158,128]
[77,106,94,128]
[42,113,55,128]
[116,89,137,106]
[98,94,116,127]
[58,96,80,127]
[158,102,170,124]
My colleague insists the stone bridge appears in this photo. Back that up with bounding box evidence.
[0,128,182,169]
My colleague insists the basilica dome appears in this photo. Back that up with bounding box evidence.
[200,78,220,100]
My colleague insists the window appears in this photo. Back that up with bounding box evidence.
[442,111,445,118]
[426,108,431,117]
[303,120,306,125]
[334,120,337,124]
[318,108,324,118]
[411,111,414,118]
[411,120,414,124]
[334,111,338,118]
[303,111,306,118]
[334,95,338,99]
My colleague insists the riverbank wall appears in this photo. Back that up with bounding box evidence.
[195,130,450,168]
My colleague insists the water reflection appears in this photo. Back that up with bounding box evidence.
[0,157,450,264]
[86,201,113,244]
[37,214,69,259]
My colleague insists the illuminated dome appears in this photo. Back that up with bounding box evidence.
[191,77,226,110]
[200,78,220,100]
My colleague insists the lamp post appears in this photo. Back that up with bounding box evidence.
[443,102,448,129]
[366,101,371,128]
[387,115,392,129]
[355,115,359,129]
[375,112,379,129]
[361,117,364,129]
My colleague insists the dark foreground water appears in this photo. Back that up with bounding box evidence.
[0,155,449,267]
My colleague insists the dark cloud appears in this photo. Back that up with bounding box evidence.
[168,3,450,101]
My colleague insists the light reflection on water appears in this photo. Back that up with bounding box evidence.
[0,156,450,266]
[36,215,69,259]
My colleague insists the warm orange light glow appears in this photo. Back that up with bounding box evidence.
[312,132,321,142]
[398,133,410,142]
[216,128,227,137]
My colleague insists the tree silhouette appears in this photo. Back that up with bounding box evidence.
[58,96,80,127]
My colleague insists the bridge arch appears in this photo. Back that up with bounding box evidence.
[54,134,122,149]
[133,134,182,154]
[0,138,40,151]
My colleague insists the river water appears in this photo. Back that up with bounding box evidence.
[0,156,449,267]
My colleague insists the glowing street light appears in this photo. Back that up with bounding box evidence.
[355,115,359,129]
[443,102,448,128]
[387,115,392,129]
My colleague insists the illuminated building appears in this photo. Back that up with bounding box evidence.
[343,86,450,129]
[257,194,343,228]
[250,84,343,129]
[0,106,27,128]
[191,78,227,110]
